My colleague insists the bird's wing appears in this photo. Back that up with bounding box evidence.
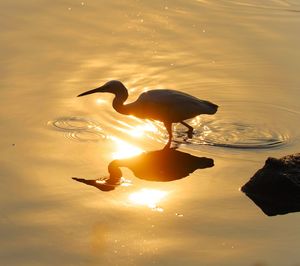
[140,89,218,111]
[137,90,207,106]
[129,90,217,121]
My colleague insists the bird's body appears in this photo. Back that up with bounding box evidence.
[126,89,218,122]
[78,80,218,147]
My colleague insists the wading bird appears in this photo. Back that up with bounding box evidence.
[78,80,218,147]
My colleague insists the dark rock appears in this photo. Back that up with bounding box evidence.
[241,153,300,216]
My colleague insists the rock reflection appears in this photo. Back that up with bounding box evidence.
[73,148,214,191]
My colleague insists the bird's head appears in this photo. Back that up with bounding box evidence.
[77,80,127,97]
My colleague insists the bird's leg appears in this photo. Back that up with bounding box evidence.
[164,122,173,149]
[180,121,194,139]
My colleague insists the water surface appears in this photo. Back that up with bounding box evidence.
[1,0,300,265]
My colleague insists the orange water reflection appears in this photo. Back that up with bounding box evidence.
[129,188,168,212]
[95,98,107,105]
[2,0,300,265]
[109,136,143,159]
[127,122,158,138]
[115,118,162,139]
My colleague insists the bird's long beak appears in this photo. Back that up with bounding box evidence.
[77,85,107,97]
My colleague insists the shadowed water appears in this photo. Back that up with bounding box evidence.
[1,0,300,265]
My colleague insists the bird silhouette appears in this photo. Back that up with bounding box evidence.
[72,147,214,191]
[78,80,218,146]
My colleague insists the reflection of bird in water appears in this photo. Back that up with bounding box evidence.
[78,80,218,147]
[73,148,214,191]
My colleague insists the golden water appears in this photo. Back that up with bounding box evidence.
[1,0,300,265]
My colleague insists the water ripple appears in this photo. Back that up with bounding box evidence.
[175,119,289,149]
[174,101,297,150]
[49,101,298,150]
[48,117,106,142]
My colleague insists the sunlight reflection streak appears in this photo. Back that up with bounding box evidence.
[109,136,143,159]
[129,189,167,212]
[115,120,160,138]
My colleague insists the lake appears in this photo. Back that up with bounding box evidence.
[1,0,300,265]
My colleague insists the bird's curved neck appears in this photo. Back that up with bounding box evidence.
[112,91,130,115]
[107,160,122,184]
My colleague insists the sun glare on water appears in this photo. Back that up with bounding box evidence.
[116,120,159,138]
[110,136,143,159]
[95,98,107,105]
[129,189,168,212]
[128,122,158,138]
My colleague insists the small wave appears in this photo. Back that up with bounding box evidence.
[63,131,106,142]
[173,101,297,150]
[195,0,300,15]
[182,120,289,149]
[50,116,101,131]
[48,117,106,142]
[49,100,298,149]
